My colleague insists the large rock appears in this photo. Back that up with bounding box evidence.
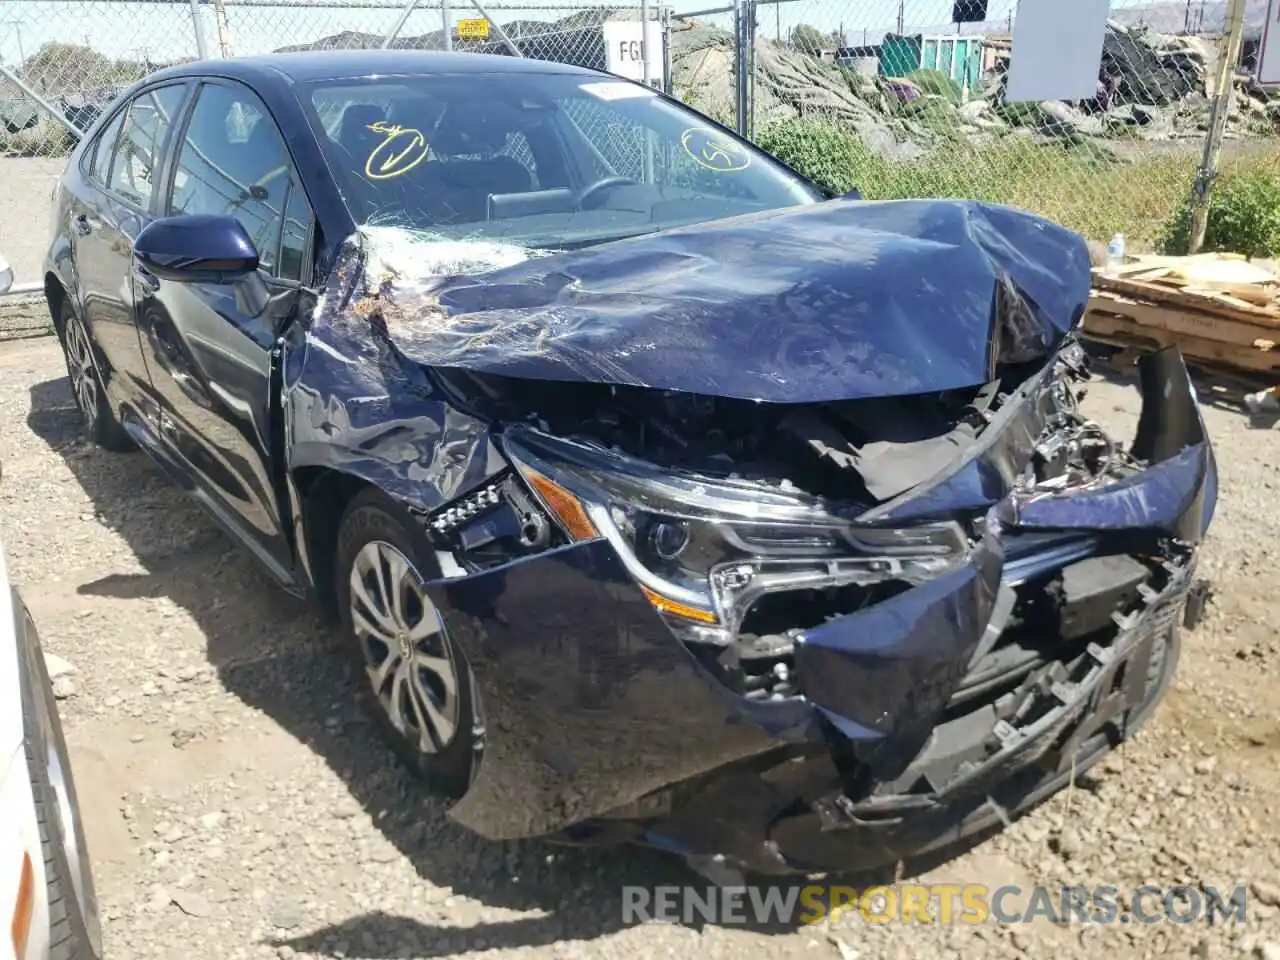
[670,25,925,158]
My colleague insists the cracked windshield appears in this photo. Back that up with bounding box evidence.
[307,73,822,247]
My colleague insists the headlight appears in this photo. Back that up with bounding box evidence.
[502,425,969,643]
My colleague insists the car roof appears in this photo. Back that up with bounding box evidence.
[146,49,604,88]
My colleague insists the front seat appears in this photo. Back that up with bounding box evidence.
[421,114,533,223]
[336,102,385,164]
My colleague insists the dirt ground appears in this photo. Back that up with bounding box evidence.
[1,331,1279,960]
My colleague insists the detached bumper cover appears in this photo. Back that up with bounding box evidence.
[427,347,1215,869]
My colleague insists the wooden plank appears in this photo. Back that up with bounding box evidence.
[1113,259,1174,278]
[1087,292,1280,347]
[1090,273,1280,325]
[1083,311,1280,376]
[1180,282,1278,306]
[1194,289,1275,312]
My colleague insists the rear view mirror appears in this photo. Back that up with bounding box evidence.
[134,214,259,284]
[0,253,12,295]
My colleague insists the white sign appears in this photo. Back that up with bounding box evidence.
[602,20,667,87]
[1259,0,1280,86]
[1004,0,1110,103]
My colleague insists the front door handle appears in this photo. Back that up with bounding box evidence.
[74,214,92,237]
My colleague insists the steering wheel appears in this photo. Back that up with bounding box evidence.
[576,175,640,209]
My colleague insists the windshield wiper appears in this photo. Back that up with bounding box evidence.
[529,226,666,250]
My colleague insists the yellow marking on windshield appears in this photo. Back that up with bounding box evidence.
[680,128,751,172]
[364,121,430,180]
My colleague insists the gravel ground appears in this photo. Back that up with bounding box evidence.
[1,333,1279,960]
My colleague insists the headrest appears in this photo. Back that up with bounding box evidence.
[338,103,385,150]
[429,105,512,157]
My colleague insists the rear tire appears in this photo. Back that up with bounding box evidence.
[334,488,482,798]
[56,299,133,452]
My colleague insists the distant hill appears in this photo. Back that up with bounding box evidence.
[845,0,1270,45]
[1109,0,1270,38]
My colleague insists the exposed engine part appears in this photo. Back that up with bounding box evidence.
[1015,340,1136,497]
[425,473,559,573]
[505,481,551,549]
[427,477,504,534]
[440,351,1058,508]
[688,580,900,702]
[1021,410,1140,498]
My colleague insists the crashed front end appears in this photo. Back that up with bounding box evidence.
[296,199,1216,877]
[420,343,1212,877]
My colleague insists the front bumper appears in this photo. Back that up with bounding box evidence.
[426,347,1215,874]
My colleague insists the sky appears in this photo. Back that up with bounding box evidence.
[0,0,1230,70]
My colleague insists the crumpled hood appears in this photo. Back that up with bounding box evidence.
[380,197,1093,403]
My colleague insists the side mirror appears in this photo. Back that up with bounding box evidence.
[134,214,259,284]
[0,253,12,295]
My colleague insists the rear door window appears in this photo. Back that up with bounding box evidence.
[87,110,125,185]
[105,84,187,208]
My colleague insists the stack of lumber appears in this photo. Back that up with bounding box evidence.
[1084,253,1280,383]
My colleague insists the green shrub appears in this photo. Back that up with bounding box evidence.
[904,69,964,105]
[1156,169,1280,258]
[992,100,1049,128]
[896,96,968,140]
[754,118,876,195]
[751,116,1280,250]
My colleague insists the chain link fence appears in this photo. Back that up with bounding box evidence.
[731,0,1280,256]
[2,0,1279,309]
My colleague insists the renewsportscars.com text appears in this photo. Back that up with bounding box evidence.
[622,883,1249,926]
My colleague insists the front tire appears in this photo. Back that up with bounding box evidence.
[56,300,132,452]
[334,488,482,798]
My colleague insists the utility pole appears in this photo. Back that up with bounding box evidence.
[895,0,904,35]
[212,0,234,57]
[188,0,209,58]
[1188,0,1246,253]
[641,0,651,86]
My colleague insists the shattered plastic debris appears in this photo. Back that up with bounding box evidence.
[358,224,539,288]
[350,224,545,334]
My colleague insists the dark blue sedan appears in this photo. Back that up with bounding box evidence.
[42,49,1215,880]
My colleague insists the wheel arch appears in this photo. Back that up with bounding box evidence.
[291,465,377,620]
[44,273,68,337]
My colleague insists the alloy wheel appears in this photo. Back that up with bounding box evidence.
[63,313,99,427]
[349,540,460,753]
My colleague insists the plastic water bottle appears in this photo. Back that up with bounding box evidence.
[1105,232,1126,276]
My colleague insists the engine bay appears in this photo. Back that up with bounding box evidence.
[436,338,1128,510]
[439,361,1050,507]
